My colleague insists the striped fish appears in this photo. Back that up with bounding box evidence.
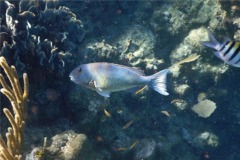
[201,29,240,67]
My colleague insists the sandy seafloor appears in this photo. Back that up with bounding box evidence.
[1,0,240,160]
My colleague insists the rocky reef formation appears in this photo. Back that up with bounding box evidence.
[1,0,240,159]
[26,130,103,160]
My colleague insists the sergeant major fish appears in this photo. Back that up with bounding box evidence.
[69,63,169,97]
[201,29,240,67]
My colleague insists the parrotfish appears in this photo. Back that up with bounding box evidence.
[69,63,169,97]
[201,29,240,67]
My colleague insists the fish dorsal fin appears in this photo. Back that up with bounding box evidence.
[108,63,145,76]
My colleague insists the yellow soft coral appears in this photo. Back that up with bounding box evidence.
[0,56,29,160]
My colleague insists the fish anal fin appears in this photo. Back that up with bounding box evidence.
[96,90,110,98]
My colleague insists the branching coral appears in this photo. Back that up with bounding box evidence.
[1,0,86,76]
[0,56,29,160]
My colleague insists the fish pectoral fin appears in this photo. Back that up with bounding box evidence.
[96,90,110,98]
[94,80,102,91]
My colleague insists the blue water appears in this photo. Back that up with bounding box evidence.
[1,0,240,159]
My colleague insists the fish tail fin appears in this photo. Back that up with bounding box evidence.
[148,69,169,96]
[201,29,221,50]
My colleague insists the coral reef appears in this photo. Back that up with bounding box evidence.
[0,57,29,160]
[0,0,87,125]
[134,139,156,160]
[26,130,101,160]
[79,25,164,70]
[0,0,85,75]
[1,0,240,159]
[192,99,217,118]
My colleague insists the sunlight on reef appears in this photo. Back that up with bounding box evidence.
[1,0,240,159]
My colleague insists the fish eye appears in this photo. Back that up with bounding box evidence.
[78,67,82,72]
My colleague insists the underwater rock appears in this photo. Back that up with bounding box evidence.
[170,27,208,65]
[117,25,160,69]
[150,4,186,35]
[112,132,131,151]
[134,139,156,160]
[172,99,188,110]
[66,84,108,131]
[150,0,225,36]
[192,99,217,118]
[81,40,118,60]
[45,130,98,160]
[233,17,240,40]
[80,25,163,70]
[173,84,190,95]
[197,92,207,102]
[25,130,101,160]
[182,128,219,150]
[25,147,44,160]
[193,131,219,148]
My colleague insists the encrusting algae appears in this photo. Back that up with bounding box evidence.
[0,56,29,160]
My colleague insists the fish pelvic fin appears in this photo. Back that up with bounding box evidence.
[201,29,221,50]
[148,69,169,96]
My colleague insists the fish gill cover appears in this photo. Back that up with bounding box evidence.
[0,0,240,160]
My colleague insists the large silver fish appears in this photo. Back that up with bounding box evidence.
[201,29,240,67]
[69,63,169,97]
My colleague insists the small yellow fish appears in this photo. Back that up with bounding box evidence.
[19,11,36,18]
[129,141,139,149]
[113,147,128,151]
[135,85,147,95]
[117,109,123,114]
[96,136,104,142]
[104,109,111,117]
[171,99,184,104]
[123,120,134,129]
[174,54,200,66]
[161,111,170,117]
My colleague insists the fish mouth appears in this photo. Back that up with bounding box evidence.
[69,75,83,85]
[69,75,77,83]
[69,75,74,81]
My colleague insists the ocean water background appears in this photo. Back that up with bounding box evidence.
[1,0,240,159]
